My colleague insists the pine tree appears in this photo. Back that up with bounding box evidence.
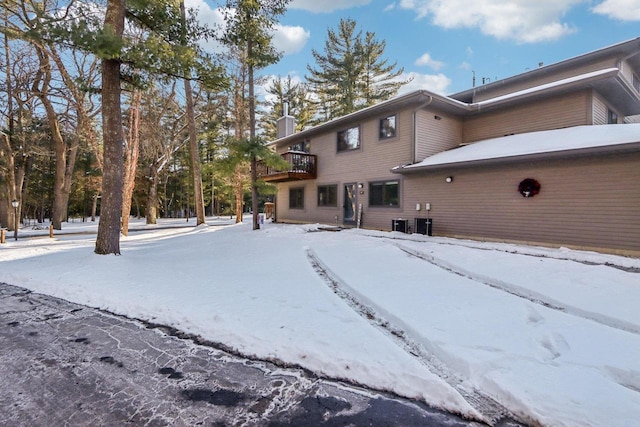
[360,31,407,107]
[306,18,409,121]
[262,76,317,140]
[221,0,290,230]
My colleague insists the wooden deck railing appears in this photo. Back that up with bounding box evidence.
[257,152,317,182]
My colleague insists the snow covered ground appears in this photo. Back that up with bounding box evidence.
[1,217,639,426]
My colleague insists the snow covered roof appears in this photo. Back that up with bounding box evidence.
[473,68,619,107]
[394,124,640,173]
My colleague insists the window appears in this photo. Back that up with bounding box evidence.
[379,115,397,139]
[289,140,310,153]
[337,126,360,152]
[608,108,618,124]
[369,180,399,207]
[317,185,338,207]
[289,187,304,209]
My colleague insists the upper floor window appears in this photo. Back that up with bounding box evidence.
[379,115,397,139]
[337,126,360,152]
[289,140,310,153]
[317,185,338,207]
[289,187,304,209]
[608,109,618,124]
[369,180,399,207]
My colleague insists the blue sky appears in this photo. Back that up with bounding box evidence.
[192,0,640,95]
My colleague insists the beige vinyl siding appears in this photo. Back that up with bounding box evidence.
[471,58,618,102]
[401,152,640,255]
[619,59,637,88]
[275,108,415,225]
[462,91,591,143]
[415,110,463,162]
[592,95,609,124]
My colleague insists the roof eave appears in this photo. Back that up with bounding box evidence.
[449,37,640,102]
[268,90,470,148]
[392,141,640,174]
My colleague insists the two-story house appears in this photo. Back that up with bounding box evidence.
[261,38,640,256]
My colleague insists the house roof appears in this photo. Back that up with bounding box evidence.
[268,90,458,147]
[450,37,640,103]
[269,38,640,147]
[393,123,640,173]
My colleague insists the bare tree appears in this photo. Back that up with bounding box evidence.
[121,87,141,236]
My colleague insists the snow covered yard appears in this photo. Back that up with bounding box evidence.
[1,218,639,426]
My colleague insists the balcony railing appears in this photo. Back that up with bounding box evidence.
[257,152,317,183]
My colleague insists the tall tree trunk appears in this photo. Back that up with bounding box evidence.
[0,133,20,231]
[61,142,79,222]
[184,78,206,225]
[121,89,141,236]
[91,192,99,222]
[180,1,206,225]
[248,41,259,230]
[95,0,125,255]
[32,46,65,229]
[146,165,159,225]
[234,164,244,224]
[1,22,14,230]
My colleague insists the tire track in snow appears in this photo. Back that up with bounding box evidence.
[306,248,531,427]
[394,243,640,336]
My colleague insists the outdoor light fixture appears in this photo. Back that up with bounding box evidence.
[358,183,363,189]
[11,199,19,241]
[445,176,453,183]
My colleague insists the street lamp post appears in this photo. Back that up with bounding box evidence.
[11,199,19,241]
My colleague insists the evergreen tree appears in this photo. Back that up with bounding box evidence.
[306,18,362,120]
[221,0,290,230]
[306,18,409,121]
[262,76,317,140]
[360,31,407,107]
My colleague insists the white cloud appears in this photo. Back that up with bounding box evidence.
[414,52,445,70]
[384,2,397,12]
[185,1,310,56]
[398,0,584,43]
[290,0,371,13]
[272,25,310,56]
[186,0,225,27]
[592,0,640,21]
[459,61,471,71]
[185,0,226,53]
[396,72,452,95]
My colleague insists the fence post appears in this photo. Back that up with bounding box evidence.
[1,229,5,244]
[49,224,54,238]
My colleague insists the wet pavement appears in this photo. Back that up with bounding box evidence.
[0,282,489,426]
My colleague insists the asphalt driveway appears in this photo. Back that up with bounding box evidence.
[0,282,495,426]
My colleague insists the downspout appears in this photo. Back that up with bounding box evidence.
[411,95,433,164]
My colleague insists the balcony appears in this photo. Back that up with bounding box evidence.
[257,152,317,183]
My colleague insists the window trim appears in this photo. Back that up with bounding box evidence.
[317,184,338,208]
[289,187,305,210]
[368,179,400,208]
[337,125,361,152]
[378,114,397,140]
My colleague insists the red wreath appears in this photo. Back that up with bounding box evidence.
[518,178,541,198]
